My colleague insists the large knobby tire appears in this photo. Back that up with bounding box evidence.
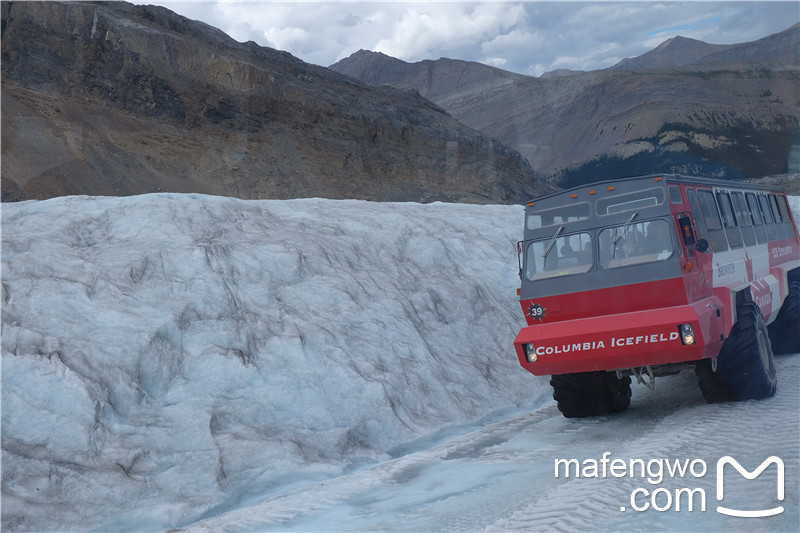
[768,278,800,355]
[695,358,735,403]
[550,371,631,418]
[714,302,777,401]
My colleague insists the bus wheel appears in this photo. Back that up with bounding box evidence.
[768,278,800,355]
[550,371,631,418]
[717,302,777,401]
[695,358,735,403]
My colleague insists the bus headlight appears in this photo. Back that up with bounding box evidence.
[525,343,538,362]
[679,324,695,345]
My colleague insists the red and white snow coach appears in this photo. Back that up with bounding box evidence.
[513,174,800,417]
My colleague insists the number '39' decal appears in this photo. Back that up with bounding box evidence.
[529,303,546,319]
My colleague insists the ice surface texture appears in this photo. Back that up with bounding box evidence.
[1,194,542,531]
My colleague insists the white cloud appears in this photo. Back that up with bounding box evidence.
[144,1,799,75]
[371,3,527,62]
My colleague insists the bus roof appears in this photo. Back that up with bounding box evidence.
[526,174,785,205]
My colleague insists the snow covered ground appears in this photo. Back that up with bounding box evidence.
[1,193,798,532]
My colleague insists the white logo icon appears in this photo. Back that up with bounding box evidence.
[716,456,785,518]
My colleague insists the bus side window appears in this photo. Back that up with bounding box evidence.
[678,215,696,247]
[697,189,728,251]
[746,193,768,243]
[731,192,756,246]
[770,195,790,240]
[776,195,797,239]
[687,189,710,244]
[758,195,779,241]
[669,185,682,204]
[716,191,743,249]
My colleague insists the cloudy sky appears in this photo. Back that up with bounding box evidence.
[146,1,798,76]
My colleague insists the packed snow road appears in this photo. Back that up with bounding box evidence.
[175,355,799,533]
[2,194,798,532]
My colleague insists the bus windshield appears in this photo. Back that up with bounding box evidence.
[524,218,675,281]
[599,219,674,269]
[525,232,593,280]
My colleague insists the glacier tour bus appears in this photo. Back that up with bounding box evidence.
[513,174,800,417]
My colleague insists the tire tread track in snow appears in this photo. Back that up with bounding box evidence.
[486,356,799,532]
[175,357,798,532]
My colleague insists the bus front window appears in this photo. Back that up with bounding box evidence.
[525,232,593,280]
[599,219,674,269]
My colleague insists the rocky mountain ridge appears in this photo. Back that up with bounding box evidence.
[1,1,554,203]
[331,24,800,188]
[610,36,733,70]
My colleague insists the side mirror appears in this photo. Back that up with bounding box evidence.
[694,239,710,254]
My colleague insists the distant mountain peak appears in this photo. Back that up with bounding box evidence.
[612,35,732,70]
[613,23,798,70]
[346,49,396,61]
[330,23,799,183]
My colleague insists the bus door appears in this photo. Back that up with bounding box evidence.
[682,188,715,301]
[677,208,712,301]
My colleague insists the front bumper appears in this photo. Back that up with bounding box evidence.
[513,302,723,376]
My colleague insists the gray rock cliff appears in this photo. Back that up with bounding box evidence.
[1,1,554,203]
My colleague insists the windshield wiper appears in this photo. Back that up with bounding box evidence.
[612,212,638,246]
[542,225,564,258]
[611,212,638,258]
